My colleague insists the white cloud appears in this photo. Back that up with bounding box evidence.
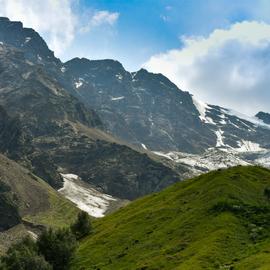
[0,0,77,56]
[80,10,119,33]
[144,21,270,115]
[0,1,119,58]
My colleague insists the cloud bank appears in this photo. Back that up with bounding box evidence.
[0,0,119,57]
[0,0,77,56]
[80,10,119,33]
[144,21,270,115]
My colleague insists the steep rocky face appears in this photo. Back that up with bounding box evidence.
[2,17,270,157]
[0,44,103,189]
[256,111,270,125]
[0,105,64,188]
[64,58,270,154]
[0,19,182,199]
[49,140,182,200]
[0,17,57,64]
[0,44,102,135]
[64,59,216,153]
[0,106,29,159]
[3,17,270,200]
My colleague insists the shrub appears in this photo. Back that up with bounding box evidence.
[1,236,51,270]
[71,211,92,240]
[37,228,76,270]
[264,187,270,200]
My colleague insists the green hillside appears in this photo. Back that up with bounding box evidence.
[72,166,270,270]
[0,154,79,252]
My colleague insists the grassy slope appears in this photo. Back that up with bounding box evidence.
[22,177,79,228]
[72,166,270,270]
[0,154,78,229]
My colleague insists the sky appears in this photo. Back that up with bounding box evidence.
[0,0,270,115]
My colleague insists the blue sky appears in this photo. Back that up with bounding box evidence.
[0,0,268,71]
[65,0,268,71]
[1,0,270,114]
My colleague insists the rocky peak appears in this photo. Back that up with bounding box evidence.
[64,58,127,79]
[0,17,58,64]
[255,111,270,124]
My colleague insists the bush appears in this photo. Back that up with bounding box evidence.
[264,187,270,200]
[71,211,92,240]
[1,237,51,270]
[0,213,92,269]
[37,228,77,270]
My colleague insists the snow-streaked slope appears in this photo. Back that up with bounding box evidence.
[192,96,270,130]
[192,97,215,124]
[153,149,250,174]
[236,140,265,152]
[215,129,225,147]
[255,154,270,168]
[224,108,270,129]
[59,174,117,218]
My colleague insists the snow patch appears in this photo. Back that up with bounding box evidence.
[22,71,32,80]
[235,140,265,152]
[152,151,175,161]
[219,119,226,124]
[59,174,116,218]
[25,37,32,43]
[141,143,147,150]
[115,74,123,80]
[192,97,215,124]
[37,55,42,61]
[215,129,225,147]
[219,114,227,124]
[111,96,125,101]
[74,78,84,89]
[61,67,66,73]
[131,72,138,81]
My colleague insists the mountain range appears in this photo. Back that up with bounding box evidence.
[1,17,270,268]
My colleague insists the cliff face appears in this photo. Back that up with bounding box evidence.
[0,18,182,199]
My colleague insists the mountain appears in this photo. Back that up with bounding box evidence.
[71,166,270,270]
[0,17,182,200]
[63,58,215,153]
[256,111,270,125]
[0,17,58,64]
[0,153,79,253]
[63,58,270,155]
[1,17,270,200]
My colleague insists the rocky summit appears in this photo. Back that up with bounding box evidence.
[63,58,270,155]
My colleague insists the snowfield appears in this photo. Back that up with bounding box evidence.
[235,140,265,152]
[153,149,250,173]
[59,174,117,218]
